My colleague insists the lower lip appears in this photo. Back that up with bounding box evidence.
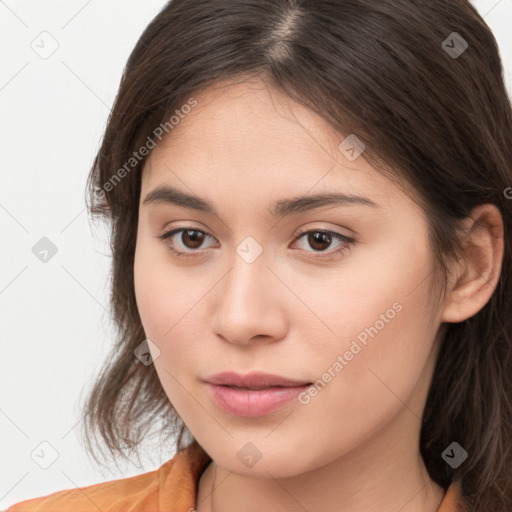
[206,383,310,417]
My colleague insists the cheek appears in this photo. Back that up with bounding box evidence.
[133,235,181,346]
[134,233,184,330]
[133,239,210,370]
[284,260,439,468]
[294,235,438,400]
[133,244,198,411]
[134,246,164,338]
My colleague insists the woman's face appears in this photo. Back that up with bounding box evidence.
[134,78,446,477]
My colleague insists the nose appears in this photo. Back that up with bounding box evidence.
[211,251,288,347]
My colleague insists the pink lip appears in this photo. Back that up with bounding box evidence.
[205,383,310,417]
[204,371,312,417]
[204,371,311,388]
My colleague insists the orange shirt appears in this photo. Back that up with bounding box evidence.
[6,441,466,511]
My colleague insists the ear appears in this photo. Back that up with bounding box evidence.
[441,204,504,323]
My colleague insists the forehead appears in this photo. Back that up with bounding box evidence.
[146,80,341,173]
[140,78,409,217]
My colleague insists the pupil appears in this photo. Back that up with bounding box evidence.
[183,230,204,249]
[309,232,331,251]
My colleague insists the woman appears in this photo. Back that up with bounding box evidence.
[7,0,511,511]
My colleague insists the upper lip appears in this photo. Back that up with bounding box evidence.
[204,371,312,389]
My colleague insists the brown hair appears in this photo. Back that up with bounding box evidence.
[80,1,512,510]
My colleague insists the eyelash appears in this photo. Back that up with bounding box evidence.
[157,227,356,261]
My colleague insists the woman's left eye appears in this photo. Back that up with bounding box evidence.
[292,229,356,258]
[157,227,356,260]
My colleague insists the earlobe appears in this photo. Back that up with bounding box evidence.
[441,204,504,324]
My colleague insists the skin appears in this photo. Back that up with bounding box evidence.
[133,77,504,512]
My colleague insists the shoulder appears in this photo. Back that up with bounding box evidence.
[5,441,211,512]
[5,464,163,512]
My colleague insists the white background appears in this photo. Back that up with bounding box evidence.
[1,0,511,509]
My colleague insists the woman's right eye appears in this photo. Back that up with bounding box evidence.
[157,228,217,258]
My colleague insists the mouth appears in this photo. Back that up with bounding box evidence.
[203,372,313,417]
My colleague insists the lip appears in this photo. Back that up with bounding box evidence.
[204,371,311,389]
[204,372,312,417]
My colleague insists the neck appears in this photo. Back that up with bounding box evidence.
[199,419,445,512]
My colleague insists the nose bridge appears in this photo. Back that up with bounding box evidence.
[212,242,285,345]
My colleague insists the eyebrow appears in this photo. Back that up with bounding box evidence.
[142,184,380,217]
